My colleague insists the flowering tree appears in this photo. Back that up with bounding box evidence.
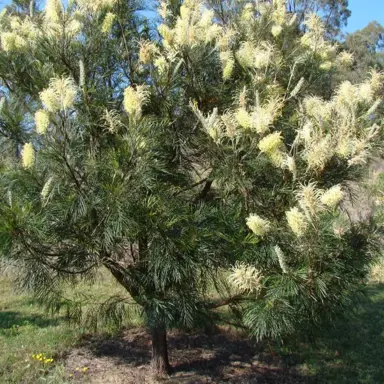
[0,0,382,375]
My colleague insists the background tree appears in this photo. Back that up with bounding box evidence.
[287,0,350,37]
[0,0,382,377]
[342,21,384,83]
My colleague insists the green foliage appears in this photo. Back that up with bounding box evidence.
[0,0,382,360]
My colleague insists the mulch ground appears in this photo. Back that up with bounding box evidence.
[63,327,312,383]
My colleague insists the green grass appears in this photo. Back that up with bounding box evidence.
[0,279,77,383]
[278,284,384,383]
[0,272,141,383]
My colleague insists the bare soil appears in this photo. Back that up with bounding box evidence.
[63,327,310,383]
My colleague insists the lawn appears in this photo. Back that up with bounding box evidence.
[0,275,383,383]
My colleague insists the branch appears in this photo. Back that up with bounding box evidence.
[206,294,254,309]
[194,179,213,203]
[173,177,208,196]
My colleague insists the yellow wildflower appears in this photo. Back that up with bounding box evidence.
[103,109,122,133]
[254,44,272,69]
[285,155,296,176]
[221,112,237,138]
[77,0,117,13]
[158,24,174,48]
[335,81,358,106]
[269,149,286,168]
[305,136,333,170]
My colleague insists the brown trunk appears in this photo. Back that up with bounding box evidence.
[151,325,171,376]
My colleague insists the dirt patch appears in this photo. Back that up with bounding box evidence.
[63,327,311,383]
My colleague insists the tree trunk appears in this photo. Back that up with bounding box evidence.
[151,325,171,376]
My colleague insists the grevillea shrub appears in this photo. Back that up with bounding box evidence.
[0,0,382,374]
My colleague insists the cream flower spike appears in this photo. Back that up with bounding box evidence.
[246,214,271,237]
[228,262,263,293]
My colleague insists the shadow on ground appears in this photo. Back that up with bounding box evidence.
[63,284,384,383]
[0,310,63,330]
[65,328,309,383]
[279,284,384,384]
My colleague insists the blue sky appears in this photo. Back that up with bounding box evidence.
[345,0,384,33]
[0,0,383,34]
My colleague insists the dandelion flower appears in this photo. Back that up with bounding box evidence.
[286,207,308,236]
[321,185,344,208]
[246,214,271,237]
[22,143,35,169]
